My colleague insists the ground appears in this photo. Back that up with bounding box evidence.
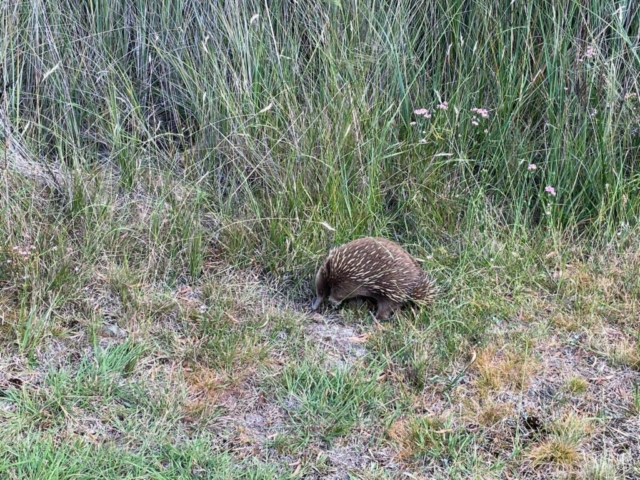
[1,241,639,479]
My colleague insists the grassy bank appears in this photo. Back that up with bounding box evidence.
[1,0,639,478]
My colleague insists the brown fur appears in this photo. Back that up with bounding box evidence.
[311,237,436,319]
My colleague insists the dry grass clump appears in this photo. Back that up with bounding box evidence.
[585,327,640,370]
[461,397,514,427]
[387,415,464,462]
[526,439,580,468]
[474,345,540,392]
[522,411,594,477]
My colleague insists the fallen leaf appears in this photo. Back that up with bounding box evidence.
[347,333,370,343]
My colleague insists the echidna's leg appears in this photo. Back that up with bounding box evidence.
[375,298,399,320]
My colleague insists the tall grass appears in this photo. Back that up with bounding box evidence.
[2,0,639,282]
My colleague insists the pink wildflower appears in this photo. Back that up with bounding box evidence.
[437,101,449,110]
[471,120,479,126]
[527,164,537,170]
[414,108,428,115]
[545,185,556,196]
[470,107,489,119]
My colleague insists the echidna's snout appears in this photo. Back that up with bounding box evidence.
[310,294,341,311]
[311,295,324,311]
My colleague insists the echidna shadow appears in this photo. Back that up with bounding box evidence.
[311,237,437,320]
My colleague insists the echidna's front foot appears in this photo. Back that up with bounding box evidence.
[375,298,399,321]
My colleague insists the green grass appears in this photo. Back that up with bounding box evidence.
[1,0,640,477]
[276,359,393,445]
[0,435,287,479]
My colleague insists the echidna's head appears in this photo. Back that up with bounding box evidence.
[311,259,332,310]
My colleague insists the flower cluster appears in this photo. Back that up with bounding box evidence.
[468,107,489,130]
[413,108,431,119]
[470,107,489,121]
[412,101,494,142]
[520,159,558,202]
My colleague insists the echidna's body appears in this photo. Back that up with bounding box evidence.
[311,237,436,319]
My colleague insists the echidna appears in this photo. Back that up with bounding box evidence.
[311,237,436,319]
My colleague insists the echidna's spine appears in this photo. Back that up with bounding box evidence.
[410,272,437,304]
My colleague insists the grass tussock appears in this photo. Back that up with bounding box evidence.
[475,345,540,392]
[1,0,640,477]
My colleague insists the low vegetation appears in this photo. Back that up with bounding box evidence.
[1,0,639,478]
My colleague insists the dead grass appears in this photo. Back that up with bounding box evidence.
[526,438,580,468]
[474,344,540,393]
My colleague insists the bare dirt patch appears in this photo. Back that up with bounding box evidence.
[304,312,369,367]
